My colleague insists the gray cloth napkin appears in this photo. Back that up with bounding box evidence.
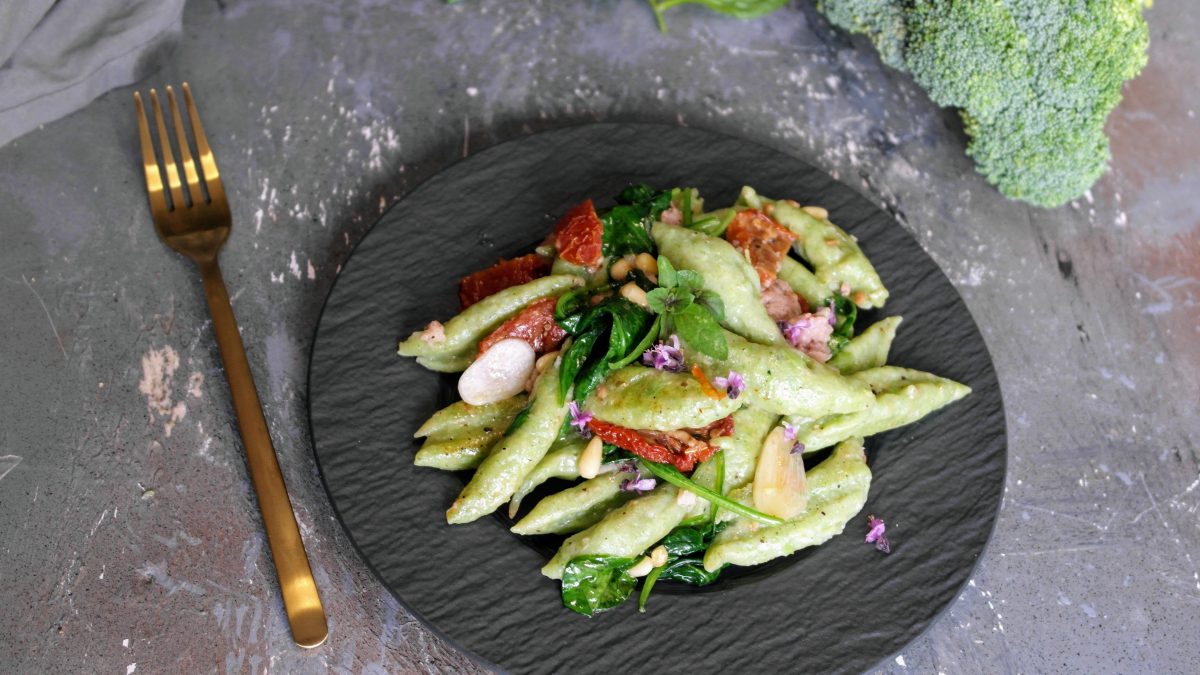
[0,0,185,148]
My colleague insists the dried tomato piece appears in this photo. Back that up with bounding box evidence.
[553,199,604,269]
[458,253,552,310]
[725,209,797,286]
[477,297,568,356]
[587,415,735,473]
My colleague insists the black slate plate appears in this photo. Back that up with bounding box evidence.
[307,124,1006,675]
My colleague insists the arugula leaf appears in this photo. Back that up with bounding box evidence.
[673,302,728,360]
[561,555,638,617]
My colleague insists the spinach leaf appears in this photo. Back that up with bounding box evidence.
[657,557,725,586]
[616,185,672,217]
[673,302,728,360]
[561,555,638,617]
[598,299,652,363]
[608,314,662,371]
[559,326,603,403]
[601,185,673,258]
[555,287,593,335]
[827,293,857,357]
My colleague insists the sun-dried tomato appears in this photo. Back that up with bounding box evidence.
[725,209,797,286]
[587,415,735,473]
[553,200,604,269]
[458,253,552,310]
[477,297,568,356]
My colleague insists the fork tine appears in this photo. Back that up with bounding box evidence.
[149,89,186,210]
[182,83,227,207]
[166,86,204,206]
[134,92,169,217]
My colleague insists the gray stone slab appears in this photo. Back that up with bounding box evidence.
[0,0,1196,673]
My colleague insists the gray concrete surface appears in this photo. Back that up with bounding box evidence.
[1,0,1197,672]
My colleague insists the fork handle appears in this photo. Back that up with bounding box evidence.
[198,258,329,648]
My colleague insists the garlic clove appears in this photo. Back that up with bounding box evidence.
[752,426,809,520]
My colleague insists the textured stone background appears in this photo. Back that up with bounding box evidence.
[1,0,1197,673]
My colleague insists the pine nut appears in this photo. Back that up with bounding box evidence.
[535,350,559,374]
[852,291,867,306]
[620,282,649,308]
[610,255,634,281]
[578,436,603,479]
[804,205,829,220]
[650,545,668,567]
[627,556,654,577]
[634,252,658,277]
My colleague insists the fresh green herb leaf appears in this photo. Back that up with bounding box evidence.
[559,326,603,403]
[561,555,638,617]
[574,351,611,404]
[599,299,652,363]
[640,460,784,525]
[827,293,858,357]
[696,289,726,322]
[602,205,656,258]
[609,314,662,370]
[555,288,592,335]
[656,255,678,289]
[637,564,665,612]
[656,556,725,586]
[675,269,703,291]
[673,302,728,360]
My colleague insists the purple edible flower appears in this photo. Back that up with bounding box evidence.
[641,334,685,372]
[713,370,746,400]
[620,477,658,493]
[568,401,593,438]
[827,300,838,327]
[865,515,891,554]
[782,422,805,454]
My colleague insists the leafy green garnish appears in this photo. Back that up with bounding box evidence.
[600,185,672,258]
[561,555,639,617]
[645,256,728,360]
[827,293,858,358]
[557,297,655,404]
[559,325,604,403]
[640,460,783,525]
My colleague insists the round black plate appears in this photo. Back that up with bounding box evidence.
[308,124,1006,675]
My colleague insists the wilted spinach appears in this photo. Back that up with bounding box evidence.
[600,185,672,258]
[827,293,857,358]
[561,555,639,617]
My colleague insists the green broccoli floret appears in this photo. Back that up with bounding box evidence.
[818,0,1150,207]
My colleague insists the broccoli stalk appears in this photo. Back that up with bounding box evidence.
[817,0,1151,207]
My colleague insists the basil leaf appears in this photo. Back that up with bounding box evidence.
[656,255,678,288]
[640,460,784,525]
[555,287,592,335]
[559,326,603,403]
[645,288,670,314]
[675,269,703,291]
[696,289,726,323]
[561,555,638,617]
[673,302,728,360]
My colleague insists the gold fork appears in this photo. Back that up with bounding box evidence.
[134,84,328,648]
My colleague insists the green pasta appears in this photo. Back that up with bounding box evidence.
[689,329,876,418]
[507,438,587,518]
[778,257,834,308]
[828,316,903,374]
[413,396,528,471]
[785,366,970,452]
[511,473,634,536]
[445,362,570,524]
[397,274,583,366]
[704,437,871,570]
[651,221,787,346]
[584,365,741,431]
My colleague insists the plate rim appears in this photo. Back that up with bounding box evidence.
[303,120,1009,674]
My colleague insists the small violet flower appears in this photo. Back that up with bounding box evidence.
[865,515,891,554]
[642,334,685,372]
[713,370,746,400]
[620,477,658,493]
[782,422,805,454]
[568,401,593,438]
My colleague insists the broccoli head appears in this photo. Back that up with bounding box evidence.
[817,0,1151,207]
